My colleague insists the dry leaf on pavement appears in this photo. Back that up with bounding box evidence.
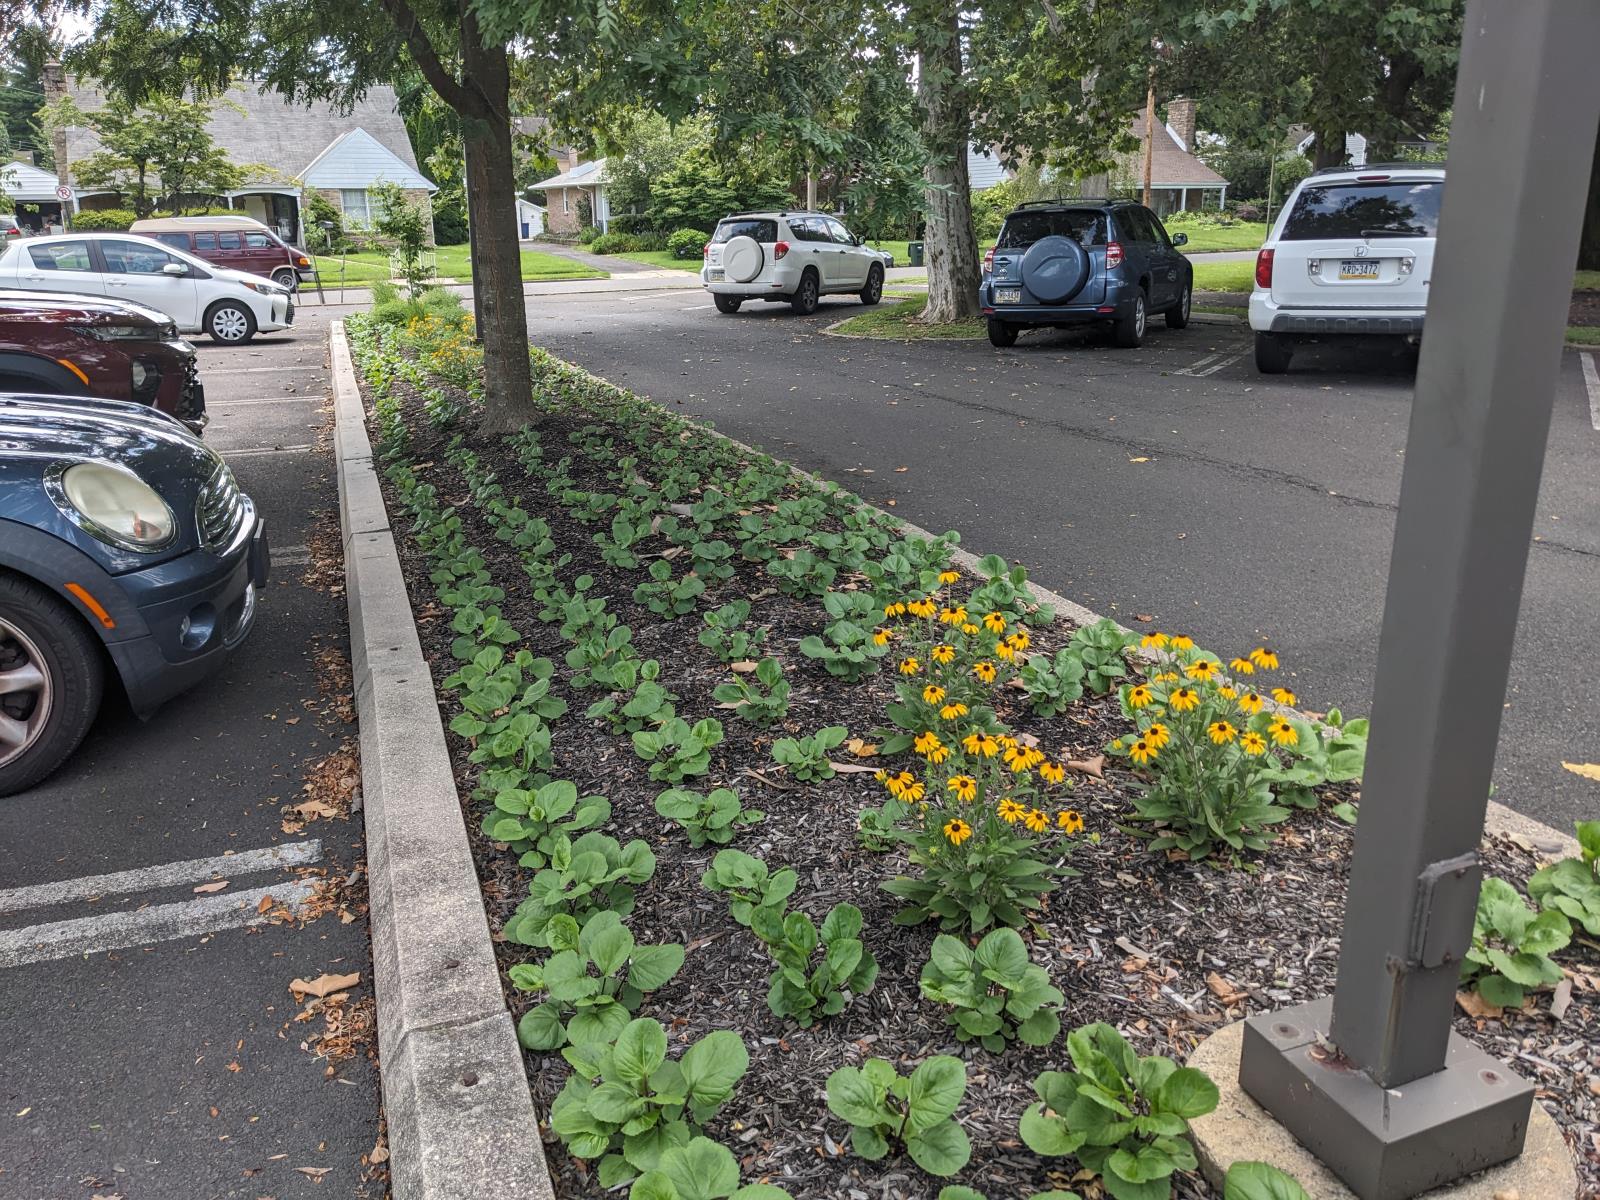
[193,880,228,894]
[290,972,361,999]
[1455,990,1504,1020]
[1562,762,1600,782]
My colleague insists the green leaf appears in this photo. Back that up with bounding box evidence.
[679,1029,749,1103]
[826,1066,887,1128]
[517,1002,567,1051]
[1019,1100,1083,1157]
[659,1137,739,1198]
[1155,1067,1219,1120]
[612,1019,669,1084]
[850,1122,889,1160]
[937,1188,989,1200]
[627,1170,678,1200]
[973,927,1031,982]
[1108,1142,1178,1184]
[904,1117,972,1177]
[732,1187,797,1200]
[627,943,686,992]
[1224,1161,1312,1200]
[567,1001,632,1048]
[586,920,637,978]
[906,1056,967,1130]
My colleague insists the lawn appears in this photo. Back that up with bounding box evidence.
[611,249,700,272]
[829,294,984,339]
[1568,325,1600,346]
[1191,260,1255,293]
[309,247,604,285]
[1168,220,1270,254]
[1576,270,1600,291]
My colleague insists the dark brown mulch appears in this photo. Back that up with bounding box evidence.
[363,366,1600,1199]
[1572,289,1600,329]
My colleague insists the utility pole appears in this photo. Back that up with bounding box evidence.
[1237,2,1600,1196]
[1141,68,1155,208]
[42,59,71,232]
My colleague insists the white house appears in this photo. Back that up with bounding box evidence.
[0,160,75,231]
[515,196,546,240]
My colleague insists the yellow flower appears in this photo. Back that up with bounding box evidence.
[1250,647,1279,670]
[973,661,997,684]
[872,628,895,647]
[939,702,969,720]
[948,775,978,802]
[960,622,980,636]
[938,570,961,585]
[1058,809,1085,835]
[1218,685,1238,701]
[1207,721,1237,744]
[923,684,947,705]
[995,640,1016,661]
[962,732,1001,758]
[901,777,926,801]
[907,597,937,619]
[943,818,973,846]
[1170,687,1200,712]
[982,611,1007,634]
[1006,630,1031,652]
[1129,736,1157,764]
[1229,657,1255,676]
[1023,808,1049,833]
[1144,722,1171,749]
[1271,687,1297,706]
[939,606,967,626]
[1185,658,1221,681]
[997,798,1025,824]
[874,768,888,784]
[1127,684,1155,709]
[1140,632,1170,650]
[926,744,951,764]
[1154,670,1180,684]
[1240,730,1268,756]
[884,601,907,618]
[1005,745,1045,773]
[1238,691,1264,715]
[1038,761,1066,785]
[914,731,944,756]
[1268,716,1298,747]
[997,734,1018,751]
[931,644,956,665]
[898,657,921,676]
[1169,635,1196,652]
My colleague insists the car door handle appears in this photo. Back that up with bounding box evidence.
[22,272,46,281]
[107,279,130,286]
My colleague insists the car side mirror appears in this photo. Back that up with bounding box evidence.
[1171,232,1188,247]
[853,235,863,246]
[162,262,188,276]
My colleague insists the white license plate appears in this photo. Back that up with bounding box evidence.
[995,287,1022,304]
[707,268,725,281]
[1338,260,1380,280]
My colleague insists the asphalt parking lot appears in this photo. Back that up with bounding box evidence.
[0,306,381,1200]
[528,287,1600,829]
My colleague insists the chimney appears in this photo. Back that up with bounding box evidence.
[1167,97,1197,152]
[42,60,71,191]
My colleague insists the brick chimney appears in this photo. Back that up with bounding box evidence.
[1167,97,1197,152]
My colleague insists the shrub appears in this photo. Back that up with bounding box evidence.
[826,1056,971,1176]
[1528,819,1600,934]
[919,928,1063,1051]
[433,198,468,245]
[591,231,641,255]
[1461,876,1571,1006]
[711,658,790,727]
[1230,202,1265,222]
[667,227,708,259]
[306,190,348,250]
[635,231,667,251]
[70,207,136,232]
[578,224,602,243]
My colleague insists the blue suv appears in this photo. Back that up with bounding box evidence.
[979,200,1193,348]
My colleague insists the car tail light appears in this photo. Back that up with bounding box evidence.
[703,242,711,258]
[983,247,994,274]
[1255,248,1275,289]
[1355,173,1391,181]
[1105,241,1124,269]
[773,240,790,260]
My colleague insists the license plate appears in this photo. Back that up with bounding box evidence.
[1338,260,1380,280]
[995,287,1022,304]
[707,268,724,281]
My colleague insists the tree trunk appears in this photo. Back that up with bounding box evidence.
[1369,54,1424,162]
[1312,124,1346,169]
[914,0,980,323]
[1579,121,1600,272]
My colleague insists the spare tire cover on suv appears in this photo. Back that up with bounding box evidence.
[1019,235,1090,304]
[722,236,765,283]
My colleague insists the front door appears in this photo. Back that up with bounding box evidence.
[95,239,201,328]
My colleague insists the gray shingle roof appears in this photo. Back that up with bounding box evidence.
[530,158,607,190]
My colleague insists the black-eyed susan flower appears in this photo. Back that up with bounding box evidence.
[1229,656,1255,675]
[1169,635,1196,652]
[1238,691,1264,714]
[939,702,969,720]
[1007,630,1031,652]
[1186,658,1221,682]
[960,622,981,636]
[997,734,1018,751]
[872,628,894,647]
[931,643,955,665]
[1250,647,1279,670]
[898,657,921,676]
[1039,760,1066,784]
[914,731,944,756]
[948,775,978,802]
[1127,684,1155,709]
[1144,722,1171,749]
[1154,670,1180,683]
[982,611,1007,634]
[973,661,997,684]
[885,770,915,797]
[923,684,946,705]
[1140,632,1170,650]
[884,601,907,618]
[1023,808,1050,833]
[995,640,1016,661]
[1129,736,1157,764]
[940,606,967,626]
[962,731,1001,758]
[1218,685,1238,701]
[1170,687,1200,712]
[938,570,961,585]
[1268,716,1298,747]
[902,777,926,801]
[997,798,1025,824]
[943,818,973,846]
[1005,745,1045,772]
[874,768,889,786]
[1058,809,1085,834]
[1271,687,1297,706]
[907,597,937,619]
[1208,720,1238,744]
[1240,730,1268,756]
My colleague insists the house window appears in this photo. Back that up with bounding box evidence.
[341,189,371,227]
[562,191,570,214]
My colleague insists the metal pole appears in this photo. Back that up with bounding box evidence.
[1239,3,1600,1195]
[1141,73,1155,208]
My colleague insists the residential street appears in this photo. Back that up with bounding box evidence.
[0,310,380,1200]
[523,286,1600,830]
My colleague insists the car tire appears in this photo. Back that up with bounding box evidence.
[0,573,104,797]
[271,268,299,292]
[789,269,820,316]
[713,295,743,314]
[987,319,1018,348]
[206,300,257,344]
[1255,331,1294,374]
[860,264,884,306]
[1166,282,1191,329]
[1112,288,1147,348]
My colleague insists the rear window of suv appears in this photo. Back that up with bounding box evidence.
[997,210,1107,249]
[713,219,777,244]
[1282,180,1443,240]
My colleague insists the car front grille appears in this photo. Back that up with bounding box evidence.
[197,461,246,550]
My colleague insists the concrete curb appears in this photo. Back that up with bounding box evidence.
[329,322,554,1200]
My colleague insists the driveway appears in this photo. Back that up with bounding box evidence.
[0,310,380,1200]
[524,289,1600,830]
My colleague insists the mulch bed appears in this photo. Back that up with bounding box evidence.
[1573,289,1600,329]
[359,353,1600,1199]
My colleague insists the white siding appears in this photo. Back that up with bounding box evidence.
[967,146,1011,192]
[301,128,436,191]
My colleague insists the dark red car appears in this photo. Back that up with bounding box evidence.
[131,216,313,292]
[0,289,206,433]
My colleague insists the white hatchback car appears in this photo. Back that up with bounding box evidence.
[701,212,889,315]
[0,231,294,344]
[1249,164,1443,373]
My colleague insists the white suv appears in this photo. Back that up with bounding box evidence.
[701,212,888,315]
[1249,164,1443,373]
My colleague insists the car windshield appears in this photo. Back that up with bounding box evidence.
[1282,180,1443,239]
[713,219,777,244]
[997,210,1106,249]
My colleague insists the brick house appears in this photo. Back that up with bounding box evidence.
[532,153,609,237]
[1115,98,1229,214]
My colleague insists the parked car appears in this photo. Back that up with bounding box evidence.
[130,215,314,292]
[1249,164,1443,373]
[1,214,24,242]
[701,212,887,315]
[979,199,1192,349]
[0,232,294,344]
[0,289,206,434]
[0,393,267,794]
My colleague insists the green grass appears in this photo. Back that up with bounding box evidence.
[829,295,985,339]
[864,240,912,266]
[310,247,604,285]
[1168,221,1270,254]
[611,250,700,271]
[1191,260,1256,293]
[1576,270,1600,291]
[1567,325,1600,346]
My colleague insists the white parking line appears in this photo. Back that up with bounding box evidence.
[206,395,321,408]
[1174,352,1223,376]
[1581,352,1600,432]
[0,840,322,914]
[223,444,315,458]
[1177,352,1246,378]
[273,544,312,566]
[204,365,327,376]
[0,879,321,968]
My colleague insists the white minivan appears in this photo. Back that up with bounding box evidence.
[701,212,889,315]
[1249,165,1443,373]
[0,231,294,344]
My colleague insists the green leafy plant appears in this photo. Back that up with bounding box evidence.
[1018,647,1088,718]
[505,833,658,948]
[1257,708,1370,809]
[511,911,685,1051]
[634,559,707,618]
[587,658,677,734]
[937,1189,1079,1200]
[701,849,797,927]
[1528,820,1600,934]
[628,1137,795,1199]
[711,658,790,727]
[655,787,765,847]
[481,779,612,869]
[1461,876,1571,1007]
[550,1018,749,1186]
[918,928,1063,1051]
[1224,1162,1311,1200]
[771,725,847,782]
[1019,1023,1218,1200]
[1067,618,1138,694]
[825,1056,971,1177]
[595,512,652,569]
[750,901,878,1026]
[799,590,887,682]
[698,600,767,663]
[633,717,725,783]
[767,548,838,599]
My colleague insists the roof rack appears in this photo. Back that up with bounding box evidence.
[1309,161,1446,176]
[1011,197,1128,210]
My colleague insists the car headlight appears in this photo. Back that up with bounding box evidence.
[66,323,161,342]
[46,461,178,552]
[243,280,284,296]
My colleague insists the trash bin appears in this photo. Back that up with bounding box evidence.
[908,240,924,267]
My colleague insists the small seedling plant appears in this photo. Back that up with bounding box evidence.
[1066,618,1138,694]
[698,599,767,663]
[711,658,790,727]
[655,787,765,847]
[1224,1162,1311,1200]
[1019,1023,1219,1200]
[918,928,1063,1051]
[1528,819,1600,935]
[1461,876,1571,1007]
[634,559,707,618]
[799,590,887,682]
[701,849,797,927]
[633,717,725,783]
[750,901,878,1026]
[481,778,611,869]
[825,1055,971,1177]
[511,911,685,1050]
[1018,647,1088,718]
[771,725,847,782]
[628,1137,795,1200]
[587,658,676,735]
[505,832,658,948]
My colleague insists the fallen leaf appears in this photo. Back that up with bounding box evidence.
[1065,755,1105,779]
[295,798,338,820]
[740,768,795,791]
[1562,762,1600,782]
[729,660,759,673]
[368,1137,390,1165]
[295,1166,332,1179]
[289,972,361,999]
[193,880,229,894]
[1455,990,1504,1020]
[894,466,909,473]
[1206,971,1248,1005]
[1129,456,1150,463]
[257,895,275,914]
[828,761,881,775]
[226,1061,242,1073]
[1015,731,1041,749]
[845,738,879,758]
[1551,977,1574,1022]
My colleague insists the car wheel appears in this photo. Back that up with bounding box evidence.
[271,268,299,292]
[713,295,743,314]
[206,300,257,344]
[1166,282,1192,329]
[0,573,104,797]
[1113,289,1147,348]
[860,264,884,306]
[987,318,1019,348]
[1254,331,1294,374]
[789,269,820,316]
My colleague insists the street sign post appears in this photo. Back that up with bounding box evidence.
[1238,2,1600,1196]
[54,185,71,201]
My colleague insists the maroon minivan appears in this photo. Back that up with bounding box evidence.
[130,216,313,292]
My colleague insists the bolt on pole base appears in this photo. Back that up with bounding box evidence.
[1238,1000,1533,1200]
